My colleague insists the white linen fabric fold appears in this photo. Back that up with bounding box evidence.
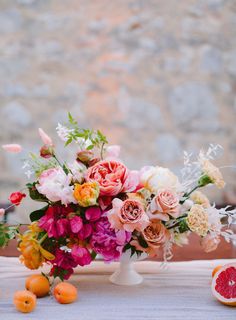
[0,257,235,320]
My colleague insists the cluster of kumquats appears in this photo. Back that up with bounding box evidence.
[14,274,78,313]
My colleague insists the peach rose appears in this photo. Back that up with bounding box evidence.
[142,220,170,256]
[73,182,99,207]
[107,198,149,232]
[148,189,180,221]
[201,233,220,253]
[86,160,139,196]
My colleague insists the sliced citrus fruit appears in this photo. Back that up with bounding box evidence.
[211,263,236,306]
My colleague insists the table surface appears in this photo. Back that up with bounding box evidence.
[0,257,235,320]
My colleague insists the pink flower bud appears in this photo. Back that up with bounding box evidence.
[40,145,54,158]
[38,128,53,146]
[76,150,94,163]
[0,208,5,217]
[2,144,22,153]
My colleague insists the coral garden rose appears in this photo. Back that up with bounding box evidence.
[36,167,76,206]
[149,189,180,221]
[140,166,181,193]
[73,181,99,207]
[142,220,170,256]
[85,160,139,196]
[107,198,149,232]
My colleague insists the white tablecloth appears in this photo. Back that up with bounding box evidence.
[0,257,235,320]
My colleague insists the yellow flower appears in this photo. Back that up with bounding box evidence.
[190,191,210,208]
[73,182,99,207]
[186,204,209,237]
[18,223,54,270]
[200,159,225,189]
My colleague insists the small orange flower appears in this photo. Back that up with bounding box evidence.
[73,182,99,207]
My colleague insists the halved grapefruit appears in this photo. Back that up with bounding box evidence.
[211,263,236,306]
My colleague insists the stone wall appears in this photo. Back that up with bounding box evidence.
[0,0,235,222]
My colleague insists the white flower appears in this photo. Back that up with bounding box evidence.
[68,160,86,183]
[56,123,73,142]
[206,207,222,233]
[140,166,181,193]
[36,167,76,205]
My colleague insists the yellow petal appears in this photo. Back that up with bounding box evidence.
[39,246,55,260]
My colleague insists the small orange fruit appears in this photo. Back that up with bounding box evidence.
[25,274,50,297]
[54,282,78,304]
[13,290,37,313]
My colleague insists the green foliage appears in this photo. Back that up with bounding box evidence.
[0,224,19,248]
[27,182,48,203]
[65,112,108,150]
[30,205,49,222]
[178,218,190,233]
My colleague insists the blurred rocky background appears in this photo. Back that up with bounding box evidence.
[0,0,235,223]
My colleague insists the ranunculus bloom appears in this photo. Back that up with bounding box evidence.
[85,160,139,196]
[201,233,220,253]
[140,166,181,193]
[142,220,170,256]
[90,216,131,262]
[148,189,180,221]
[73,182,99,207]
[38,205,73,238]
[9,192,26,206]
[36,167,76,206]
[107,198,149,232]
[2,144,22,153]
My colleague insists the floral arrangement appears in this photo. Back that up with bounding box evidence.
[0,113,236,281]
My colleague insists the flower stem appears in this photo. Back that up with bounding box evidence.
[180,185,199,204]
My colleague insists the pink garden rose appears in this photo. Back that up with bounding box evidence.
[107,198,149,232]
[85,160,139,196]
[201,233,220,253]
[148,189,180,221]
[90,216,131,262]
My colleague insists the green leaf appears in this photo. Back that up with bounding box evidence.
[30,205,49,222]
[178,219,190,233]
[86,145,94,150]
[28,183,48,203]
[0,234,6,247]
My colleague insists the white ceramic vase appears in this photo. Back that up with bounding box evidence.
[109,250,146,286]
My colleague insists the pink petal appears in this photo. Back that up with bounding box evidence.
[70,216,83,233]
[85,207,102,222]
[2,144,22,153]
[38,128,53,146]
